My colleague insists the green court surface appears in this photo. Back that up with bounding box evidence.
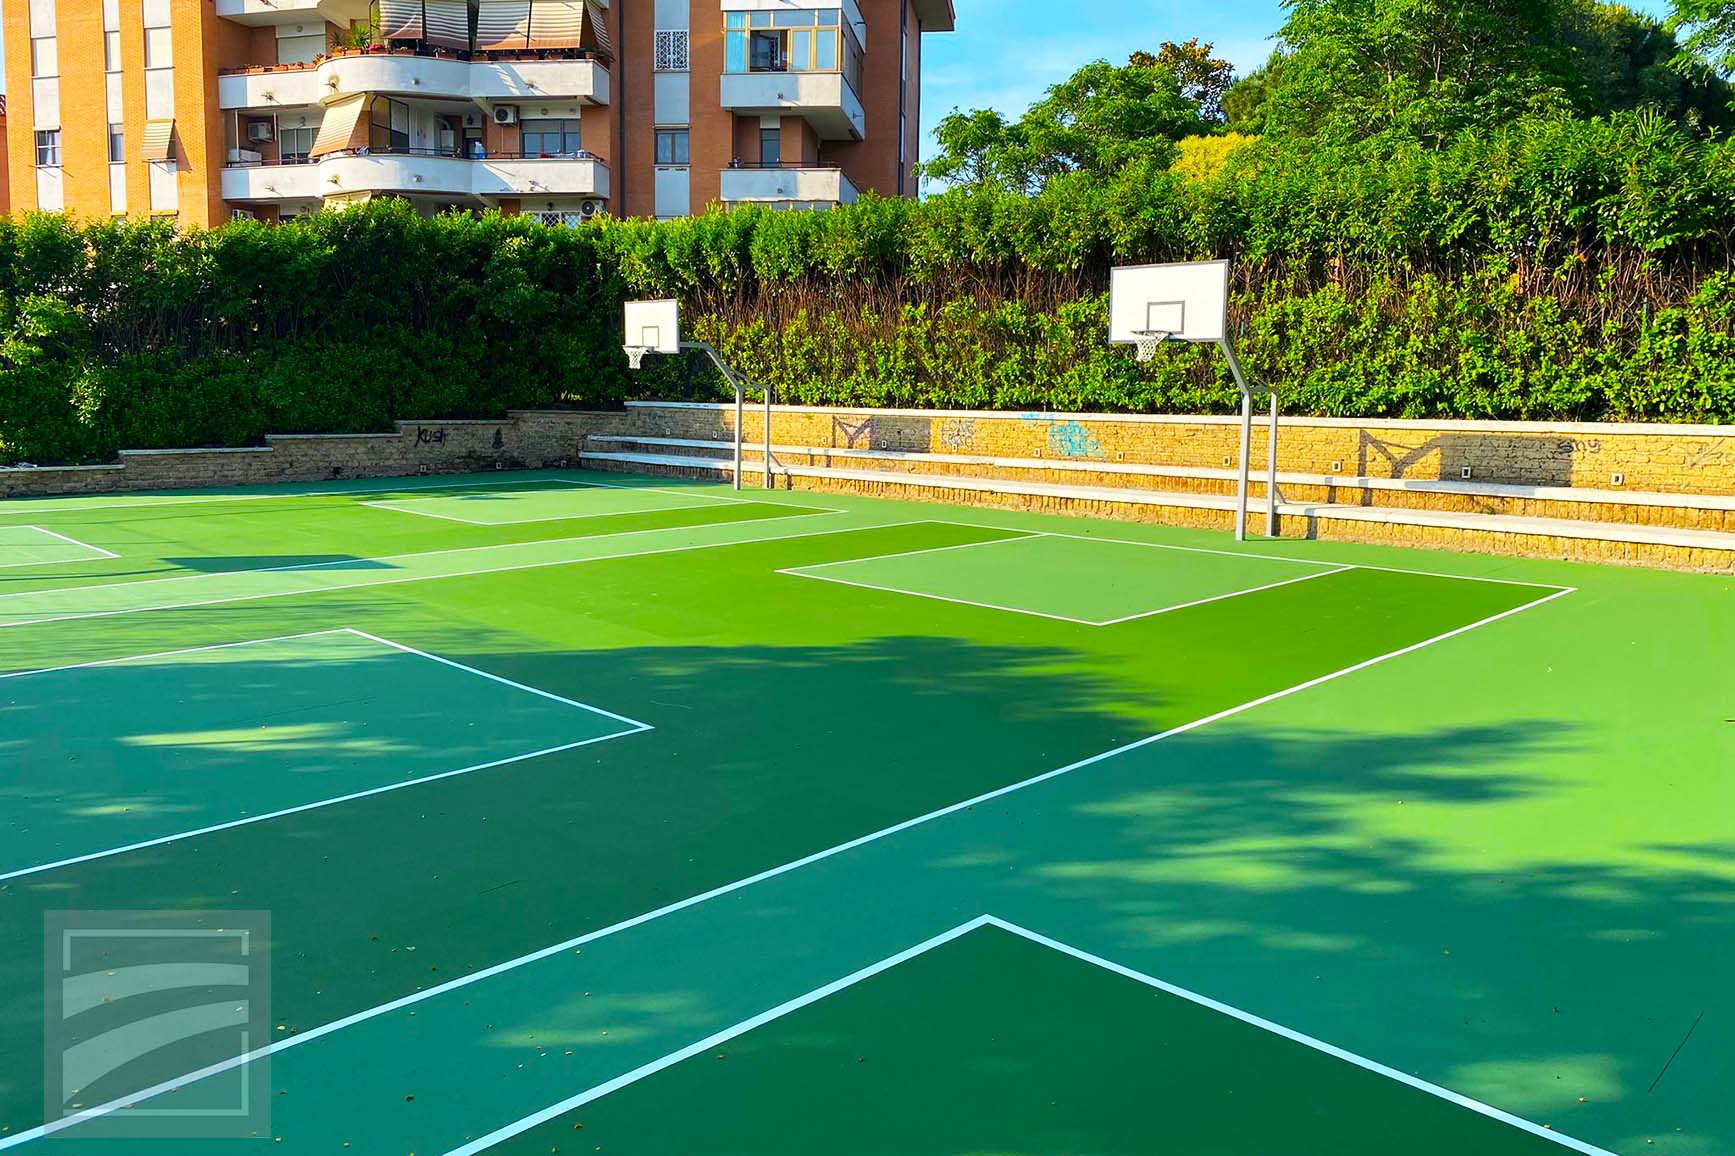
[0,469,1729,1155]
[0,526,115,570]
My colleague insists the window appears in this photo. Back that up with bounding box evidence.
[655,128,689,165]
[105,30,121,70]
[524,210,585,228]
[231,208,257,221]
[280,126,315,162]
[520,118,582,157]
[725,9,853,80]
[36,130,62,167]
[369,96,410,152]
[653,30,688,71]
[759,126,780,166]
[144,25,172,69]
[31,36,57,76]
[108,124,125,163]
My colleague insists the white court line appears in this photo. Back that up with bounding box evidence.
[924,519,1573,592]
[0,580,1575,1149]
[445,912,1617,1156]
[780,531,1358,625]
[0,474,586,518]
[0,507,857,631]
[360,480,747,526]
[0,525,120,569]
[0,627,653,883]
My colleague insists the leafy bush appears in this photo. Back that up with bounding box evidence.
[1,109,1731,465]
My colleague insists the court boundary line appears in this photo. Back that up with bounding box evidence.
[0,525,121,569]
[0,579,1576,1148]
[443,913,1616,1156]
[778,532,1356,625]
[360,479,754,526]
[0,627,653,883]
[0,506,854,631]
[922,519,1575,591]
[0,472,754,517]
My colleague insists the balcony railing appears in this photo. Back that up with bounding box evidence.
[218,48,610,109]
[223,147,609,202]
[719,163,857,206]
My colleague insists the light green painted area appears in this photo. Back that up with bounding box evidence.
[0,468,1728,1156]
[0,628,645,879]
[363,479,738,525]
[783,530,1345,623]
[0,526,113,568]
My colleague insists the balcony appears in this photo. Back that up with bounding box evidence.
[719,72,863,140]
[219,51,609,110]
[216,0,369,26]
[719,164,858,207]
[223,150,609,204]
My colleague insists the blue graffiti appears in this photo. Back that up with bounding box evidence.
[1047,420,1106,460]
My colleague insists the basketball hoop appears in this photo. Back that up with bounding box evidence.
[625,346,648,370]
[1131,330,1171,363]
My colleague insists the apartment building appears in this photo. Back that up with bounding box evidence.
[3,0,953,227]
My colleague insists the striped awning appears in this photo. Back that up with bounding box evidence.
[376,0,424,40]
[423,0,471,49]
[309,93,368,158]
[140,119,175,162]
[474,0,531,50]
[584,0,610,54]
[526,0,582,48]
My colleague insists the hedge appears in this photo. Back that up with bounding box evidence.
[2,110,1731,465]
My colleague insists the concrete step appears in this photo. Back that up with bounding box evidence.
[584,435,1735,532]
[577,448,1735,573]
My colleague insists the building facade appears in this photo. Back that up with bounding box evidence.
[3,0,951,227]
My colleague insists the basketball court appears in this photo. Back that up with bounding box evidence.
[0,270,1727,1154]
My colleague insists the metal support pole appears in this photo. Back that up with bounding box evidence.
[764,381,773,490]
[1222,338,1255,542]
[684,341,745,491]
[1266,391,1280,537]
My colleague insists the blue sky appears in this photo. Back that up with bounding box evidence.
[918,0,1676,153]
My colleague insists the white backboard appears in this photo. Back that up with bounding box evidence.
[624,298,680,354]
[1109,260,1229,345]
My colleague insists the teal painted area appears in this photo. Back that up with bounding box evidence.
[363,479,738,525]
[0,629,642,878]
[785,529,1345,622]
[506,924,1567,1155]
[0,527,109,568]
[0,469,1727,1156]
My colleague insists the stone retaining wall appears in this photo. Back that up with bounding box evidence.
[625,403,1735,496]
[0,411,625,499]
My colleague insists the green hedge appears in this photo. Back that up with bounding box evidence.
[2,111,1732,465]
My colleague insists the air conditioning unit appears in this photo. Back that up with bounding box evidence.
[463,111,482,128]
[578,198,605,219]
[492,105,519,125]
[246,122,274,143]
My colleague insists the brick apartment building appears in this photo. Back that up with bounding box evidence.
[3,0,952,227]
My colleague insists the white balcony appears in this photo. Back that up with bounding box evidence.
[223,153,609,204]
[720,165,858,207]
[216,0,368,26]
[218,54,609,112]
[719,72,864,140]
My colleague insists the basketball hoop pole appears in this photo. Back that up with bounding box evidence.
[682,340,746,491]
[1219,336,1278,541]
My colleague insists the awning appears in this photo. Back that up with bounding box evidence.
[423,0,472,49]
[584,0,610,54]
[376,0,424,40]
[474,0,531,51]
[309,94,368,158]
[526,0,582,48]
[140,119,175,162]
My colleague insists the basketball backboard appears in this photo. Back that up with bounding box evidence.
[624,299,680,364]
[1109,260,1229,346]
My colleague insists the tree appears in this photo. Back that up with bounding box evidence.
[1669,0,1735,76]
[1134,39,1236,123]
[919,53,1205,191]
